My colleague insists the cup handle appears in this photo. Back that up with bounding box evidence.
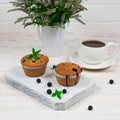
[105,42,117,60]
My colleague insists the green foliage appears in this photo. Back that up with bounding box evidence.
[27,48,41,60]
[52,89,62,100]
[8,0,87,28]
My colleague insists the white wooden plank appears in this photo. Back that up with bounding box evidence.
[0,4,27,23]
[0,21,120,34]
[81,5,120,22]
[85,0,120,4]
[0,22,35,33]
[0,0,9,4]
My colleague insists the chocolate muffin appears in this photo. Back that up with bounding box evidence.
[21,48,49,77]
[55,62,82,87]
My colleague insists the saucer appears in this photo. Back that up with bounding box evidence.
[69,51,115,70]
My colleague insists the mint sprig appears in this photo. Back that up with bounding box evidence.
[27,48,41,60]
[52,89,62,100]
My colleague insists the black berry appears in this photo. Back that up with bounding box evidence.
[47,89,52,95]
[62,89,67,94]
[32,60,36,63]
[36,78,41,83]
[88,105,93,111]
[52,65,56,69]
[22,59,25,63]
[47,82,52,87]
[109,79,114,84]
[72,68,77,72]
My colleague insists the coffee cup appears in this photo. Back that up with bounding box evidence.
[78,40,117,64]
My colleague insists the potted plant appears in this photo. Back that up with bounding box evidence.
[9,0,87,56]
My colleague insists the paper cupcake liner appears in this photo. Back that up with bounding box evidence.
[55,72,81,87]
[22,64,47,77]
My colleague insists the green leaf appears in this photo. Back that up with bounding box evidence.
[35,50,41,55]
[52,89,62,100]
[32,48,36,55]
[57,94,62,100]
[33,54,38,60]
[9,0,86,27]
[27,48,41,60]
[50,13,57,22]
[52,92,57,97]
[27,54,33,59]
[52,89,58,97]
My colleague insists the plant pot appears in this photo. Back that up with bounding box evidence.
[37,26,65,57]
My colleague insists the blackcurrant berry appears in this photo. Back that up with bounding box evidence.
[47,82,52,87]
[47,89,52,95]
[52,65,56,69]
[88,105,93,111]
[72,68,77,72]
[62,89,67,94]
[109,79,114,84]
[36,78,41,83]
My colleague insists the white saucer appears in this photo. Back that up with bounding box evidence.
[69,51,115,70]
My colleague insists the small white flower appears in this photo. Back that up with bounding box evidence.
[54,1,59,6]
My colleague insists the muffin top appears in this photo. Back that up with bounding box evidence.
[21,54,49,67]
[55,62,82,76]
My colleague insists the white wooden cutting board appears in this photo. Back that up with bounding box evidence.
[5,66,95,110]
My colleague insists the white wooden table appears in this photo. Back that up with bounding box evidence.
[0,0,120,119]
[0,23,120,119]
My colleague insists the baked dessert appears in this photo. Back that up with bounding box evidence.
[55,62,82,87]
[21,48,49,77]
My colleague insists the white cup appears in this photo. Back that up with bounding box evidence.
[78,40,117,64]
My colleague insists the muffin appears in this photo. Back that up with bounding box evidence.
[21,48,49,77]
[55,62,82,87]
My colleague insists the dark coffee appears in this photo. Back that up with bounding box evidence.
[82,40,105,48]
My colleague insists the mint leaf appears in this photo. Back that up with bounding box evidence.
[52,89,58,97]
[27,48,41,60]
[52,89,62,100]
[57,94,62,99]
[32,48,36,55]
[35,50,41,55]
[27,54,33,59]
